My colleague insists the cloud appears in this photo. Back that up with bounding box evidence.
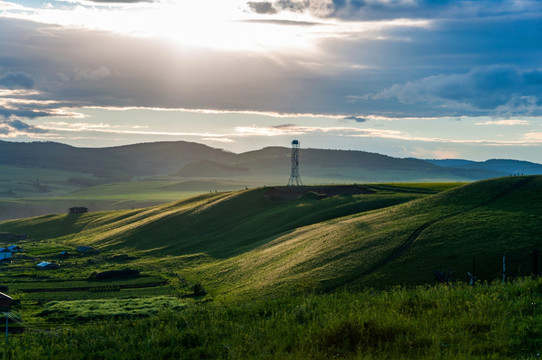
[0,107,51,119]
[242,0,542,21]
[84,0,154,3]
[245,0,335,17]
[343,115,366,122]
[232,123,542,146]
[247,1,277,14]
[0,2,540,120]
[363,66,542,114]
[475,119,529,126]
[523,132,542,141]
[239,19,321,26]
[0,72,34,90]
[329,0,542,20]
[5,119,47,133]
[0,88,84,120]
[0,119,48,136]
[275,0,334,17]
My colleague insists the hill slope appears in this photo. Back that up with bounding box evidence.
[1,177,540,299]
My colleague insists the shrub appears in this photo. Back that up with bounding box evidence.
[193,283,207,296]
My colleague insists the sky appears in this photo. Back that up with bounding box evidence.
[0,0,542,161]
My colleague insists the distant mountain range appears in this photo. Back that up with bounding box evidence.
[425,159,542,176]
[1,140,542,185]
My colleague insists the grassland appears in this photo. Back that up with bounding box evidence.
[3,279,542,359]
[2,178,540,298]
[0,177,541,358]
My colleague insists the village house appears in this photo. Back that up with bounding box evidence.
[36,261,60,270]
[0,248,12,261]
[8,245,22,253]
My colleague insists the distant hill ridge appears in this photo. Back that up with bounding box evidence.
[0,140,232,181]
[426,158,542,175]
[2,140,540,183]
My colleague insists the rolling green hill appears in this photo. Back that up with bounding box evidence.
[1,177,540,301]
[3,139,540,221]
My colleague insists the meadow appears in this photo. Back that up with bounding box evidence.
[2,279,542,359]
[0,177,541,358]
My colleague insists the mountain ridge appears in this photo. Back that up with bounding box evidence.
[3,139,539,183]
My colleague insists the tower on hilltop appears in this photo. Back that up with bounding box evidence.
[287,140,303,186]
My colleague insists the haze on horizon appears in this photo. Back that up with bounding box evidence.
[1,0,541,162]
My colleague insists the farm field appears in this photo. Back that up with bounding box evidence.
[0,177,541,358]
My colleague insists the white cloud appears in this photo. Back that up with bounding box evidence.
[523,132,542,141]
[475,119,530,126]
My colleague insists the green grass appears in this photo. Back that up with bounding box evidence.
[1,177,540,301]
[37,296,189,322]
[0,186,428,256]
[3,278,542,359]
[0,178,541,358]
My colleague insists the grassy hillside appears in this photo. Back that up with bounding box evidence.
[190,176,541,297]
[0,184,432,256]
[1,177,540,301]
[1,178,541,359]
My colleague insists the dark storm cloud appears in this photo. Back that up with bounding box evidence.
[368,66,542,113]
[247,1,277,14]
[0,71,34,89]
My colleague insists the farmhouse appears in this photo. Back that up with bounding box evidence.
[59,251,69,259]
[69,207,88,214]
[8,245,22,253]
[0,248,12,261]
[36,262,60,270]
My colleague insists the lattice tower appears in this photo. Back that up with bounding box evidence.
[287,140,303,186]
